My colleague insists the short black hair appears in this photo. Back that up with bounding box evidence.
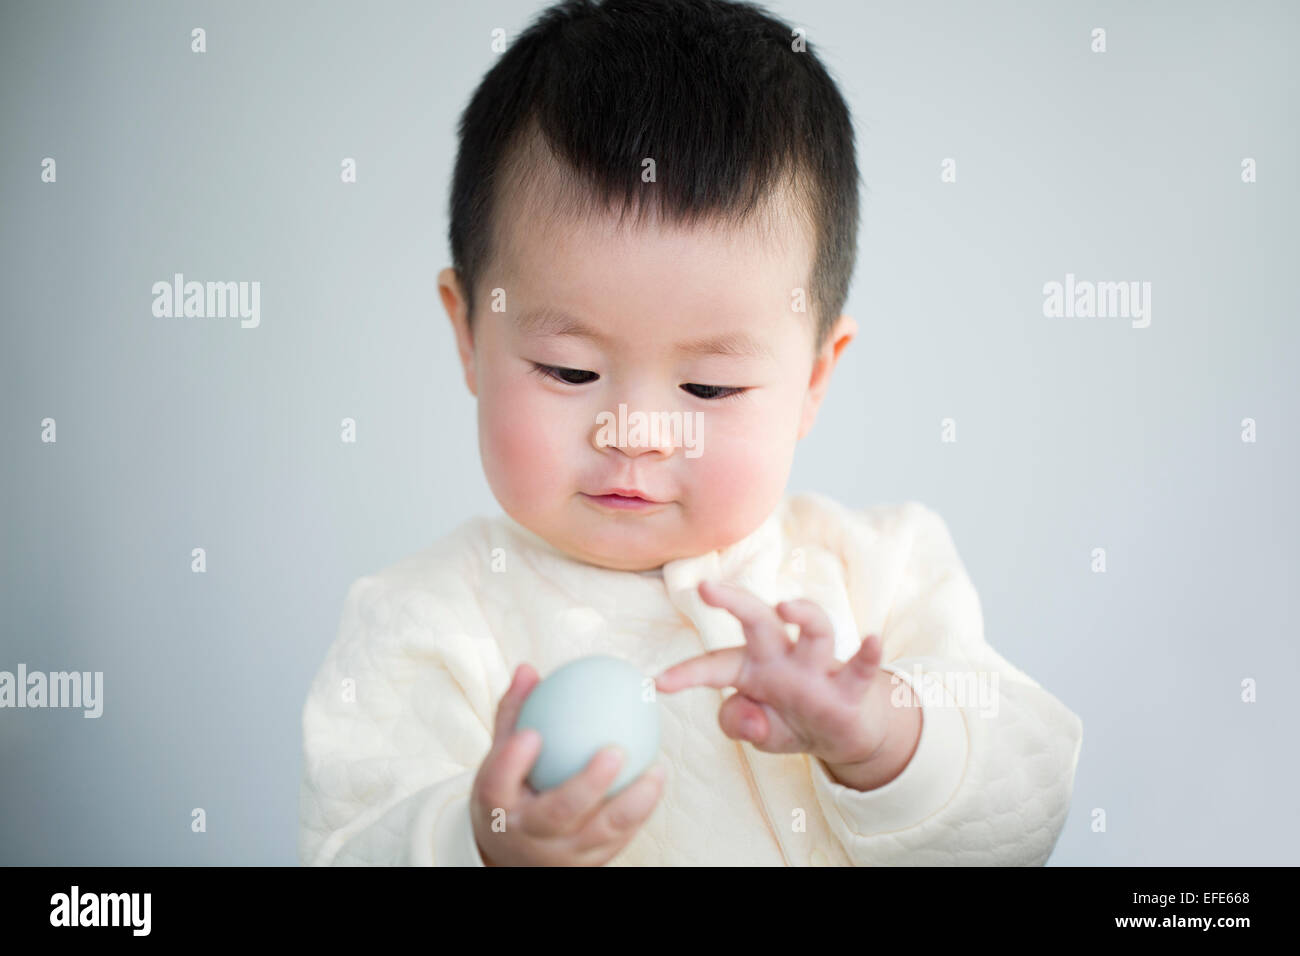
[447,0,861,356]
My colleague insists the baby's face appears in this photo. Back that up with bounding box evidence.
[440,197,854,571]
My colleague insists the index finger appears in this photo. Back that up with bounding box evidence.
[526,745,627,838]
[697,580,789,661]
[654,646,745,693]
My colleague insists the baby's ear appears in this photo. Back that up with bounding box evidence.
[829,314,858,363]
[438,267,477,396]
[799,313,857,437]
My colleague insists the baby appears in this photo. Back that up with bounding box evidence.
[299,0,1083,866]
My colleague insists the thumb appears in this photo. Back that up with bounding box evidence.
[492,663,540,744]
[718,692,768,742]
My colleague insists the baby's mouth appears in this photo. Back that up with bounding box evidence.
[581,492,670,512]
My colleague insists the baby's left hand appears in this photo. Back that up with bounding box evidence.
[654,580,903,769]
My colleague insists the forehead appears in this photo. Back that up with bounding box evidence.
[513,304,777,360]
[491,164,815,351]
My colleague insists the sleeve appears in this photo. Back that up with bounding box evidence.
[298,574,502,866]
[808,502,1084,866]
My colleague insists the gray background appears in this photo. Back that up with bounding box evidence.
[1,0,1296,865]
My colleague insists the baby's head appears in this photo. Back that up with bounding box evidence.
[438,0,860,572]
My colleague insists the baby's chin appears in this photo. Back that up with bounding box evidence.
[506,498,762,571]
[552,530,681,572]
[575,550,668,572]
[543,515,714,572]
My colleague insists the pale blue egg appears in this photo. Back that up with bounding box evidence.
[515,654,661,797]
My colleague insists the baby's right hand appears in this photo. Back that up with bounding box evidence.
[470,663,667,866]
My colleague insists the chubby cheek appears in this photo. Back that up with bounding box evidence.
[685,402,797,544]
[478,375,576,518]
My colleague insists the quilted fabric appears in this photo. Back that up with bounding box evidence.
[298,491,1083,866]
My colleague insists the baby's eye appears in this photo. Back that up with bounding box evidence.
[530,362,747,401]
[530,362,599,385]
[681,383,747,401]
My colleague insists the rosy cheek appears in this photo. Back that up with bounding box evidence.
[481,382,569,502]
[511,420,554,473]
[707,407,778,468]
[690,407,791,514]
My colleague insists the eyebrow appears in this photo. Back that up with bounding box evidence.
[514,307,773,360]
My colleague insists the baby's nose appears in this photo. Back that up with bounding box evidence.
[589,403,680,458]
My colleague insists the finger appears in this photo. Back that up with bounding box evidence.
[697,580,789,661]
[776,599,836,669]
[718,693,804,753]
[654,646,746,693]
[492,663,539,746]
[475,725,543,814]
[526,744,627,838]
[580,763,667,851]
[838,633,882,692]
[717,691,769,743]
